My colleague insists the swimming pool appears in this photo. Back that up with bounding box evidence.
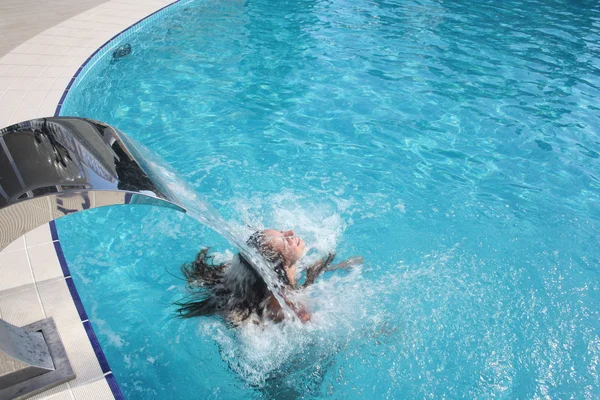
[58,0,600,398]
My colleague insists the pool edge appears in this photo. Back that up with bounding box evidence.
[50,220,126,400]
[54,0,193,117]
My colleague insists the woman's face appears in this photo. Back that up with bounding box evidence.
[263,229,306,266]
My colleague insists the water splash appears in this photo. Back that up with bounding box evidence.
[230,191,345,273]
[202,267,377,391]
[129,137,297,319]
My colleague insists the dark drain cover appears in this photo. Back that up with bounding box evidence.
[113,43,132,59]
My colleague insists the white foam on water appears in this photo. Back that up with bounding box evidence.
[229,190,345,274]
[142,154,296,317]
[89,301,128,348]
[198,266,384,389]
[193,242,508,394]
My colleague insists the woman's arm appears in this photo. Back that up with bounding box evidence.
[302,253,363,288]
[326,256,363,271]
[302,252,336,288]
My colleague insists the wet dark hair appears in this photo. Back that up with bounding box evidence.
[244,231,291,287]
[175,231,292,321]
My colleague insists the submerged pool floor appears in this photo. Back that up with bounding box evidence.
[58,0,600,398]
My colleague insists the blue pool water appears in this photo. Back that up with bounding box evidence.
[58,0,600,398]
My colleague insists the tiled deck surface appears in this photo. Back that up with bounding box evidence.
[0,0,177,398]
[0,0,111,57]
[0,225,117,400]
[0,0,174,129]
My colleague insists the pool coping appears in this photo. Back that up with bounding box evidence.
[0,0,192,398]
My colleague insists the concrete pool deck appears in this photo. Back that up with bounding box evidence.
[0,0,179,398]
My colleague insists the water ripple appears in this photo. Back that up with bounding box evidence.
[60,0,600,398]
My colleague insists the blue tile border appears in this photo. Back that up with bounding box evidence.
[105,373,125,400]
[83,320,111,374]
[52,240,71,277]
[49,220,59,241]
[53,227,124,399]
[54,0,193,117]
[65,277,89,322]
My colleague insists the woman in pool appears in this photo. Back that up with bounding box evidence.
[175,229,359,325]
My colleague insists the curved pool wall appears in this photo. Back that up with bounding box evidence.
[54,0,600,399]
[55,0,194,117]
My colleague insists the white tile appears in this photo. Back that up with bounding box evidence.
[39,90,63,114]
[8,76,36,90]
[50,36,82,47]
[42,27,67,37]
[43,46,71,56]
[0,53,22,64]
[72,13,101,22]
[24,35,43,45]
[51,77,72,91]
[25,224,54,247]
[28,242,64,282]
[53,28,90,40]
[72,377,114,400]
[59,20,92,31]
[92,16,134,26]
[67,53,90,68]
[1,89,27,104]
[21,90,48,107]
[0,249,33,291]
[10,103,40,125]
[95,7,128,17]
[59,66,77,77]
[72,37,98,47]
[30,35,59,46]
[1,236,25,254]
[69,46,90,57]
[87,36,111,48]
[83,22,112,32]
[0,76,16,90]
[12,54,58,66]
[11,43,49,55]
[39,103,59,117]
[33,77,58,91]
[39,66,66,78]
[52,55,76,67]
[60,322,105,388]
[29,383,72,400]
[0,90,25,126]
[0,287,44,325]
[37,279,81,328]
[0,65,27,77]
[82,30,111,40]
[0,108,15,127]
[99,3,134,11]
[21,65,47,77]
